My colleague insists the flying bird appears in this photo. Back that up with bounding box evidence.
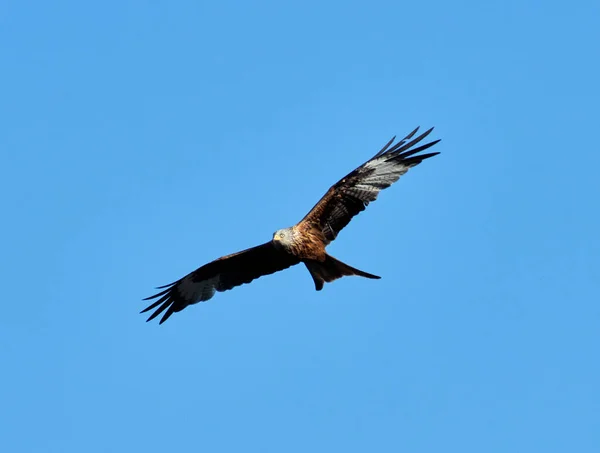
[142,126,440,323]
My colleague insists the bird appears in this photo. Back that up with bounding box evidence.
[142,126,440,323]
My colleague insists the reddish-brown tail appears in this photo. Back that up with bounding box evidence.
[304,254,381,291]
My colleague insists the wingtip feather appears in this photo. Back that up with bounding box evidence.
[159,308,176,324]
[403,126,420,141]
[373,135,397,158]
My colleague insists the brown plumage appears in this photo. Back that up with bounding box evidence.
[142,126,440,323]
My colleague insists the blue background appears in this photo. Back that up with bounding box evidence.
[2,1,599,451]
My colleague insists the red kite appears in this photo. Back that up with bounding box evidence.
[142,127,440,323]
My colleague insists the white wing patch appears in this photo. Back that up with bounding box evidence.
[361,158,410,185]
[345,158,412,202]
[178,275,219,304]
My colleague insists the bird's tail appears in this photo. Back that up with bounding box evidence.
[304,254,381,291]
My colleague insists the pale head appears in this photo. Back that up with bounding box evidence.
[272,227,295,250]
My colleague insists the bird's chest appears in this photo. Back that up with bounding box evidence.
[290,225,327,261]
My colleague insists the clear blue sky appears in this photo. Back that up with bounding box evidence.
[1,1,599,452]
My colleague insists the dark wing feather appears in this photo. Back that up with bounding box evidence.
[300,126,440,243]
[141,242,300,324]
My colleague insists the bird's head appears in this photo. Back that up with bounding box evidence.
[272,227,294,250]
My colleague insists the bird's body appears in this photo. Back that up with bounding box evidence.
[142,126,441,323]
[273,225,326,260]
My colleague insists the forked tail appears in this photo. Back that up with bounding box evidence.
[304,254,381,291]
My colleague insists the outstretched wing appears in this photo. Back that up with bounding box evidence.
[300,126,440,244]
[141,242,300,324]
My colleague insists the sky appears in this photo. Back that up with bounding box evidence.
[1,1,599,452]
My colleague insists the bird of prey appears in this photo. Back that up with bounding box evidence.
[142,126,440,323]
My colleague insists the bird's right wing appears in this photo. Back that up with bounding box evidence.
[141,241,300,324]
[299,127,440,244]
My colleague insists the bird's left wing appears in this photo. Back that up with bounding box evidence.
[141,241,300,324]
[299,126,440,244]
